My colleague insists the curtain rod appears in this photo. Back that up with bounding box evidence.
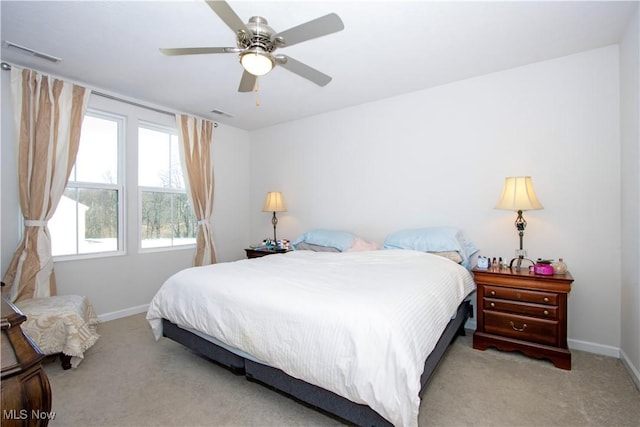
[1,62,217,127]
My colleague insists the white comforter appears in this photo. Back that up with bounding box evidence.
[146,250,475,427]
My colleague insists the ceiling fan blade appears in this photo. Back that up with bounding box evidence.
[205,0,249,34]
[159,47,235,56]
[238,71,257,92]
[277,55,332,87]
[272,13,344,47]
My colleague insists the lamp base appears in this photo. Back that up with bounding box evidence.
[509,256,535,271]
[271,212,278,243]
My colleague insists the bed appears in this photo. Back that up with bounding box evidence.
[147,229,477,427]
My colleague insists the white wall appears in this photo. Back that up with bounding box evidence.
[1,35,634,377]
[620,5,640,387]
[0,72,252,318]
[250,46,622,354]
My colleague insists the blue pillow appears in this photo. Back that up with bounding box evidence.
[292,229,357,252]
[382,227,478,268]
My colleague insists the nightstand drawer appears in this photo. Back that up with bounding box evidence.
[484,311,558,346]
[484,298,558,320]
[484,285,558,305]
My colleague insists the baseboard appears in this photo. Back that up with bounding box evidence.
[465,318,622,359]
[567,338,620,358]
[98,304,148,322]
[620,348,640,391]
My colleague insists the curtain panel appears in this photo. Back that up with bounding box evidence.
[176,114,217,266]
[3,67,90,302]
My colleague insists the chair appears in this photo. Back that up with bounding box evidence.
[13,294,99,369]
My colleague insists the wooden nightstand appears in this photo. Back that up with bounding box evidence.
[245,248,291,259]
[472,266,574,370]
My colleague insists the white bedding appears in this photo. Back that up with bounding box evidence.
[146,249,475,427]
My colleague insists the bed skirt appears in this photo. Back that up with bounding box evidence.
[161,299,472,426]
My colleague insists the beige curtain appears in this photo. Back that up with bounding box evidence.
[176,114,217,266]
[3,67,90,302]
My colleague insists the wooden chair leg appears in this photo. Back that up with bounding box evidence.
[60,354,72,370]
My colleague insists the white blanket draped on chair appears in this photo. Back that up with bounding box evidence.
[16,295,100,368]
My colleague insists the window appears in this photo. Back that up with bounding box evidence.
[50,112,124,257]
[138,123,197,249]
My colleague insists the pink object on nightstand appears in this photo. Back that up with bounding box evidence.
[534,263,555,275]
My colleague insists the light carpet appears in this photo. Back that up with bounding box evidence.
[43,313,640,426]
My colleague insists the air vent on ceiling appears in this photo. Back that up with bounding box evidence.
[3,41,62,63]
[210,109,233,118]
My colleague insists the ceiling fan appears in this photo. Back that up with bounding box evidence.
[160,1,344,92]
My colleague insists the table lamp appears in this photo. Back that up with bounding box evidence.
[262,191,287,243]
[495,176,543,270]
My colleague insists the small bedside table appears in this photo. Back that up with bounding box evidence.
[245,248,291,259]
[472,266,574,370]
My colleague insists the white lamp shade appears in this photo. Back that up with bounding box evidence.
[495,176,543,211]
[240,50,274,76]
[263,192,287,212]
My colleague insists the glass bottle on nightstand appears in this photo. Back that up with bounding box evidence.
[553,258,568,274]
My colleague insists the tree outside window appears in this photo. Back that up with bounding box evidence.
[138,124,196,249]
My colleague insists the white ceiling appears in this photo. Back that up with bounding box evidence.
[1,1,637,130]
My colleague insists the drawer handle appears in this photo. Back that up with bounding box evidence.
[490,302,495,308]
[544,297,549,302]
[544,310,549,316]
[510,321,527,332]
[490,290,496,296]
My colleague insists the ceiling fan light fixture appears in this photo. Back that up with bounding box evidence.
[160,2,344,92]
[240,49,274,76]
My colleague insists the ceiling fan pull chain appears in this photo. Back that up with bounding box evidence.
[254,79,260,106]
